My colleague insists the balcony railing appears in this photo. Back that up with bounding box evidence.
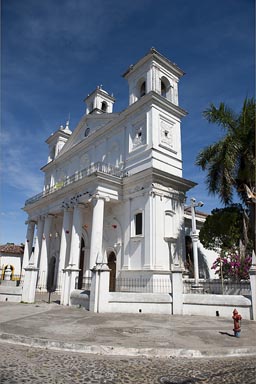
[25,162,125,206]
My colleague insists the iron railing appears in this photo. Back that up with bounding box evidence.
[115,276,172,293]
[25,162,125,206]
[36,271,62,293]
[183,279,251,295]
[75,276,92,290]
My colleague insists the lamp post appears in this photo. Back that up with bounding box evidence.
[190,197,204,286]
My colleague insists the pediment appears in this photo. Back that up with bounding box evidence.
[56,113,119,157]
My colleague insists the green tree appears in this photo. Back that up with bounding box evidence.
[199,205,245,251]
[196,98,256,250]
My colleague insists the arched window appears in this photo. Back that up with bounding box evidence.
[101,101,107,112]
[160,77,170,99]
[140,81,146,97]
[161,81,167,97]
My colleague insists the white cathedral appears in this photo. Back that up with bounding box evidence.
[22,49,216,313]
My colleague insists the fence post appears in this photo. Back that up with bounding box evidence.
[171,265,184,315]
[89,263,110,313]
[21,263,39,303]
[249,250,256,320]
[61,265,80,306]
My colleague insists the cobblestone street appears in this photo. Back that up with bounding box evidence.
[0,342,255,384]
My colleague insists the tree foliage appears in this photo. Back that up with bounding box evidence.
[196,98,255,206]
[196,98,256,250]
[199,205,245,251]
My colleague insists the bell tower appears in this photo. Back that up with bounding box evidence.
[123,47,184,107]
[46,120,72,163]
[84,85,115,115]
[122,48,187,178]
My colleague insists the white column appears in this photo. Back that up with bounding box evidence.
[57,208,73,290]
[38,214,53,290]
[61,204,83,305]
[190,198,204,286]
[69,204,83,268]
[191,232,199,284]
[22,220,36,271]
[190,203,199,284]
[33,217,44,268]
[89,195,105,269]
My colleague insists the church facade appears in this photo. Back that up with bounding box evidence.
[23,49,212,311]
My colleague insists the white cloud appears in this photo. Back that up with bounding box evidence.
[1,135,43,197]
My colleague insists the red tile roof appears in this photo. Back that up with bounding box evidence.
[0,244,24,255]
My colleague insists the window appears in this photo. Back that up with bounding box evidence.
[160,76,171,99]
[134,212,143,235]
[161,81,167,97]
[140,81,146,97]
[101,101,107,112]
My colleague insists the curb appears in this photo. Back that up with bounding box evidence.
[1,333,256,359]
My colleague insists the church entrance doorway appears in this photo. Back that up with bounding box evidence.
[78,237,85,289]
[107,251,116,292]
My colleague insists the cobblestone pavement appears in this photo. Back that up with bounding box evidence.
[0,342,255,384]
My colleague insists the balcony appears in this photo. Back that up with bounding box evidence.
[25,162,124,206]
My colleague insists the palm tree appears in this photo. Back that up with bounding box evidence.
[196,98,256,250]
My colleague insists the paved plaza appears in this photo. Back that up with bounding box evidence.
[0,343,256,383]
[0,300,256,383]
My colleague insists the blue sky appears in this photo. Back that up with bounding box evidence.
[1,0,254,245]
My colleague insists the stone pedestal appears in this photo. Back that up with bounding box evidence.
[89,263,110,313]
[61,265,80,306]
[21,264,39,303]
[171,265,184,315]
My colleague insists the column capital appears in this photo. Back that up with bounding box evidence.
[41,213,55,220]
[25,219,36,225]
[90,193,110,204]
[63,206,73,212]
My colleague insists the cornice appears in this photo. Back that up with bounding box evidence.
[122,48,185,79]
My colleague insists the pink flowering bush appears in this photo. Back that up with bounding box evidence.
[211,251,252,280]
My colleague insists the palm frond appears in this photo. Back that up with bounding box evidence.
[203,102,237,132]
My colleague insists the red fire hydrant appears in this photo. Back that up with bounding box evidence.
[232,308,242,337]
